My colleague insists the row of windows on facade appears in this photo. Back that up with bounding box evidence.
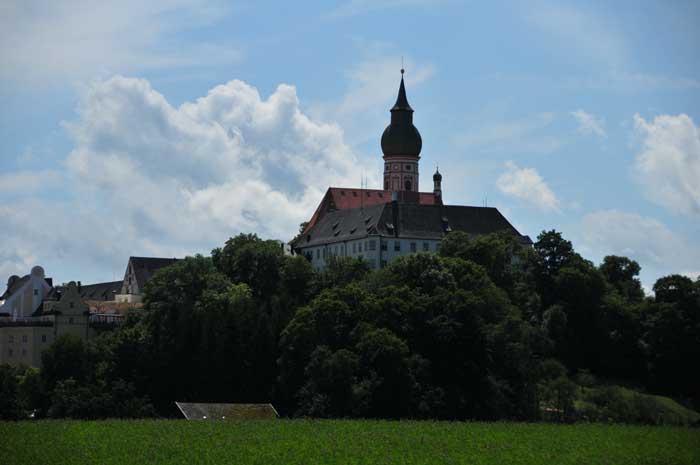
[7,348,29,357]
[8,334,48,343]
[385,178,414,191]
[312,240,435,260]
[385,164,415,172]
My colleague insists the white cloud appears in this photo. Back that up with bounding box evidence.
[1,76,361,283]
[0,170,63,195]
[496,161,559,211]
[580,209,700,289]
[633,113,700,217]
[0,0,239,85]
[571,109,606,138]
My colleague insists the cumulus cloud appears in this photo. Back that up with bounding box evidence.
[496,161,559,211]
[1,76,360,283]
[571,109,606,138]
[633,113,700,217]
[580,210,700,288]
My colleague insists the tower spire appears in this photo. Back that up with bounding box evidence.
[392,70,412,112]
[381,70,423,195]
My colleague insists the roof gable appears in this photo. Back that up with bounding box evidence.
[128,257,179,288]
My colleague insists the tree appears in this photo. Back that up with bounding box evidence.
[599,255,644,303]
[41,335,96,393]
[0,365,22,420]
[644,275,700,402]
[212,234,285,300]
[312,256,371,292]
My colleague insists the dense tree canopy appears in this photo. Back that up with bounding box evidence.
[3,231,698,421]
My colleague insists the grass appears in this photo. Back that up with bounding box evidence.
[618,388,700,424]
[1,419,699,465]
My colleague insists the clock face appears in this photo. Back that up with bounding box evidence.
[393,164,399,170]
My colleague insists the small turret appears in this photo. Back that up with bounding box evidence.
[433,166,442,203]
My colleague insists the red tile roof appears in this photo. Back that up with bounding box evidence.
[303,187,439,234]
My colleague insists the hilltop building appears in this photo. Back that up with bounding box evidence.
[0,256,178,368]
[293,70,530,269]
[115,256,179,303]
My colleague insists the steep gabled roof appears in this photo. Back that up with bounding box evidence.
[300,202,531,247]
[302,187,439,236]
[0,275,30,300]
[301,203,386,247]
[129,257,179,288]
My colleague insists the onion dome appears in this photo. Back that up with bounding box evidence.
[381,70,422,157]
[433,167,442,181]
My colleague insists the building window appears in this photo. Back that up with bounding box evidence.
[353,243,356,253]
[405,165,412,171]
[69,317,74,324]
[334,245,338,256]
[21,348,27,356]
[33,288,38,296]
[384,181,389,190]
[394,241,401,252]
[410,242,417,253]
[380,260,387,268]
[365,241,368,251]
[341,244,345,256]
[405,179,412,191]
[8,335,14,344]
[42,334,47,343]
[423,242,429,251]
[69,302,74,309]
[393,164,399,170]
[380,240,387,251]
[8,348,12,357]
[316,249,320,259]
[369,240,376,251]
[22,335,28,343]
[359,242,362,253]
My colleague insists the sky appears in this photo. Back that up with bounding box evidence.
[1,0,699,292]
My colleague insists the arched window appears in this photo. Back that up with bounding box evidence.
[384,180,389,190]
[405,179,412,191]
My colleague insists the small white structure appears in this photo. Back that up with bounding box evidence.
[0,266,53,320]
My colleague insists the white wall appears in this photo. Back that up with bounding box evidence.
[300,236,441,271]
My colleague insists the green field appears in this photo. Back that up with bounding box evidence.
[1,419,698,465]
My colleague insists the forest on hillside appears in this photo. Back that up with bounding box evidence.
[2,231,699,423]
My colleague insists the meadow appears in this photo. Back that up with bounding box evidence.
[1,419,699,465]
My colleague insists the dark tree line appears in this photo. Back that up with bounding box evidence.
[1,230,699,421]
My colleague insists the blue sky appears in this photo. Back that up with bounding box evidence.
[1,0,698,292]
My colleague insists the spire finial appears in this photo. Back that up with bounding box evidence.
[401,56,405,75]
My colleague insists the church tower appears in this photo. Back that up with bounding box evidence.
[381,69,422,195]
